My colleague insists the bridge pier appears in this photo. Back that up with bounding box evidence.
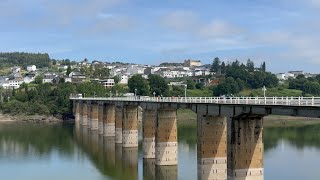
[122,105,138,148]
[81,102,88,126]
[230,115,264,180]
[115,106,123,144]
[156,108,178,166]
[197,115,227,180]
[143,109,156,159]
[104,104,115,137]
[90,103,99,131]
[98,103,104,135]
[87,101,91,129]
[75,101,80,124]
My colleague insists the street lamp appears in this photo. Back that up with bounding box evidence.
[184,84,187,98]
[262,86,267,97]
[135,88,137,97]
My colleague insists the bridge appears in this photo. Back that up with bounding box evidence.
[70,96,320,180]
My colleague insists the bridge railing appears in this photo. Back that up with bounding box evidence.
[70,95,320,106]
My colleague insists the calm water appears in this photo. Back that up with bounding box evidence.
[0,122,320,180]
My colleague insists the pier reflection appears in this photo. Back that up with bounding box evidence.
[74,125,264,180]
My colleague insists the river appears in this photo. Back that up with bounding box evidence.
[0,122,319,180]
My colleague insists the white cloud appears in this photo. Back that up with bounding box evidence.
[198,20,242,38]
[160,10,243,39]
[160,10,198,32]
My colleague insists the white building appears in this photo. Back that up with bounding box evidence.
[9,78,23,89]
[27,65,37,72]
[11,66,21,73]
[276,73,286,80]
[100,79,115,88]
[286,72,295,79]
[118,74,129,84]
[43,73,57,83]
[127,65,144,75]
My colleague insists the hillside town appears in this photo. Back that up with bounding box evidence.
[0,58,317,90]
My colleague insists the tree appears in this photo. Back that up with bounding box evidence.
[113,76,120,84]
[213,77,240,96]
[186,80,196,89]
[261,61,266,72]
[66,65,72,76]
[210,57,221,73]
[246,59,255,72]
[304,82,320,95]
[264,73,279,88]
[221,62,226,74]
[59,78,65,84]
[34,75,43,84]
[128,75,150,96]
[148,74,169,96]
[195,82,205,90]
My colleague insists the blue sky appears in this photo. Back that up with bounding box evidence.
[1,0,319,72]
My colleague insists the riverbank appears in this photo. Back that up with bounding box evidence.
[0,113,63,123]
[176,108,320,127]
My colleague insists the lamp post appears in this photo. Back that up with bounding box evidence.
[135,88,137,97]
[184,84,187,98]
[262,86,267,97]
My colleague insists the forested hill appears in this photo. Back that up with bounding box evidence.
[0,52,51,68]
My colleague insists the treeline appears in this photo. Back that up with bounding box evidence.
[0,52,51,68]
[211,58,278,96]
[0,82,127,116]
[288,74,320,95]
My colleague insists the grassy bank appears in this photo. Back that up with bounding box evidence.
[238,87,302,97]
[176,108,320,127]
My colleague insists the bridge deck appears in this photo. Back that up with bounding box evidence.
[70,96,320,107]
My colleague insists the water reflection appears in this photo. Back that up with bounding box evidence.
[0,123,320,180]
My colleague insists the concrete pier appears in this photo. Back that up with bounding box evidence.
[75,101,80,124]
[82,102,88,126]
[90,103,99,131]
[122,105,138,147]
[156,109,178,166]
[104,104,115,137]
[98,103,104,135]
[143,109,156,159]
[87,101,91,129]
[197,115,227,180]
[230,115,264,180]
[115,106,123,144]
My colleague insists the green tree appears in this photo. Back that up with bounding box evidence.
[128,75,150,96]
[246,59,255,72]
[213,77,240,96]
[66,65,72,76]
[210,57,221,73]
[148,74,169,96]
[261,61,266,72]
[186,80,196,89]
[34,75,43,84]
[221,62,226,74]
[304,82,320,95]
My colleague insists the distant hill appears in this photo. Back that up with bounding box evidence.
[0,52,51,68]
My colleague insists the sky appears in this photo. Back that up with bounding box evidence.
[1,0,320,73]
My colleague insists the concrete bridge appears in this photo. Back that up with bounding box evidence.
[70,96,320,180]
